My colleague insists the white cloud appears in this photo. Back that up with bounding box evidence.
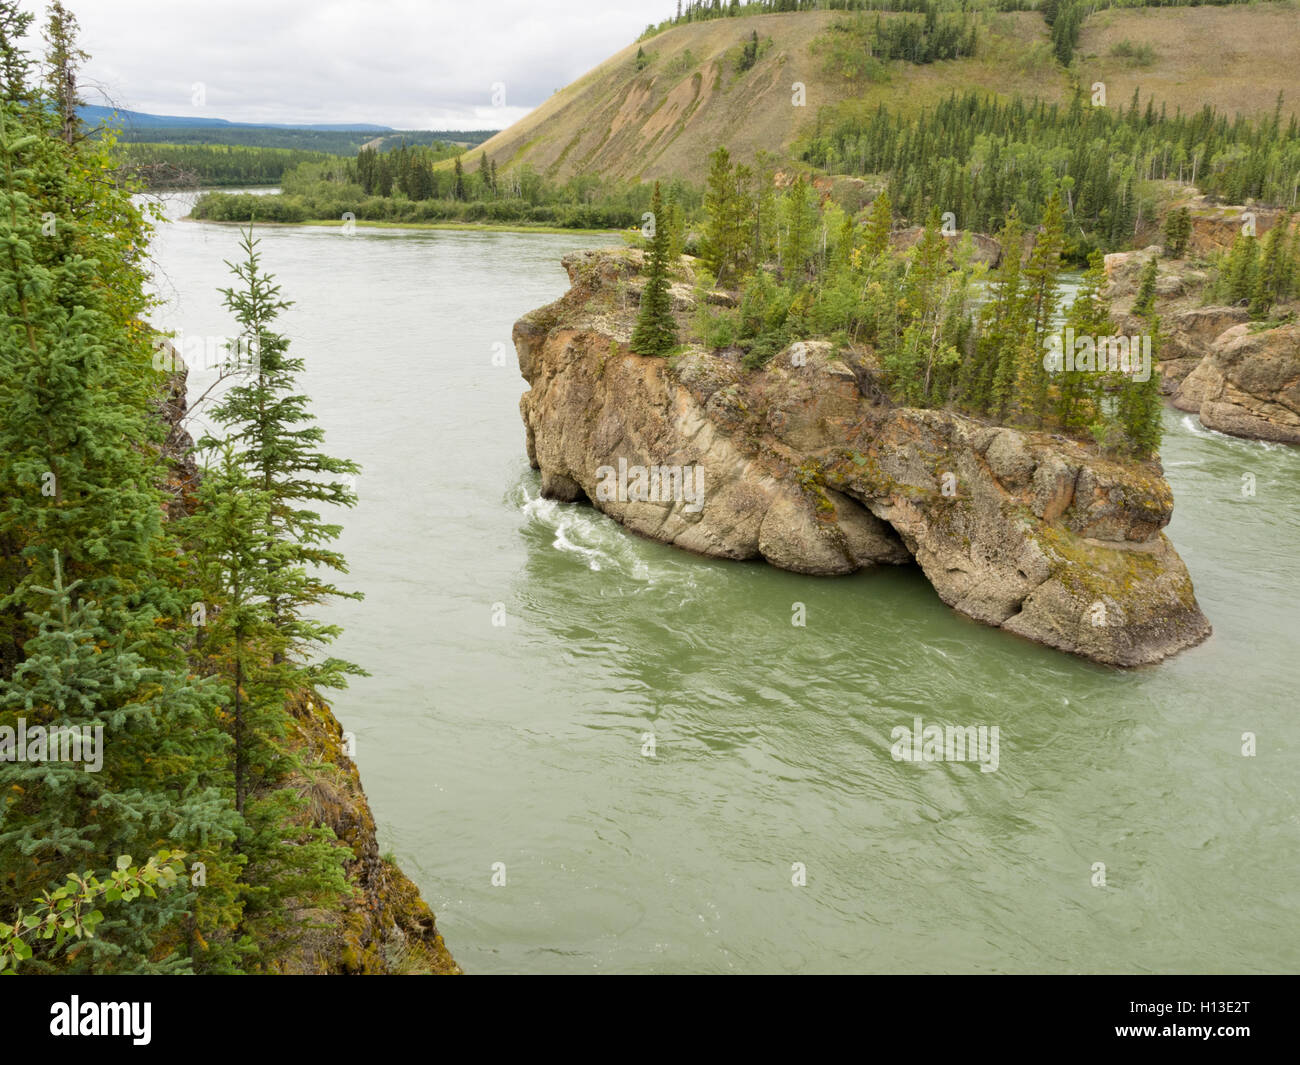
[36,0,666,130]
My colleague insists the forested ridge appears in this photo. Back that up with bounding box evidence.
[801,89,1300,253]
[114,143,344,187]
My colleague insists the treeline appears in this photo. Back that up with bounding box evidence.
[193,144,679,230]
[642,0,1025,39]
[115,143,341,187]
[1,2,371,973]
[813,10,978,80]
[637,146,1164,456]
[801,91,1300,254]
[1207,217,1300,317]
[102,123,495,153]
[353,142,482,197]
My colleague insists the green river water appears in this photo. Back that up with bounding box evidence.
[148,193,1298,974]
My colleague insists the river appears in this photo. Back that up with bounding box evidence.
[145,191,1299,974]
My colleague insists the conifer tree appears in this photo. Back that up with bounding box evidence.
[780,173,818,282]
[183,449,353,965]
[1056,250,1108,433]
[702,146,751,285]
[1120,263,1167,458]
[862,190,893,261]
[1017,190,1066,423]
[980,210,1029,420]
[42,2,85,145]
[201,229,362,689]
[889,207,951,405]
[0,87,168,675]
[1222,233,1259,306]
[1132,256,1159,318]
[1250,216,1293,318]
[1163,205,1192,258]
[631,182,679,357]
[0,553,237,973]
[0,2,32,102]
[1117,319,1164,458]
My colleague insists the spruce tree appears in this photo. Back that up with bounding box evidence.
[630,182,679,357]
[1163,206,1192,258]
[780,173,818,282]
[0,85,169,677]
[1056,250,1108,433]
[201,228,363,690]
[1250,217,1292,318]
[980,210,1028,421]
[1017,190,1066,424]
[0,553,237,973]
[1132,256,1159,318]
[0,2,32,102]
[1222,233,1259,306]
[702,146,750,285]
[1117,319,1164,458]
[184,448,353,967]
[862,190,892,261]
[42,2,86,145]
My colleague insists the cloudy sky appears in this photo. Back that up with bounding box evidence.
[25,0,672,130]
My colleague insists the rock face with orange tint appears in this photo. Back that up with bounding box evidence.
[515,250,1212,667]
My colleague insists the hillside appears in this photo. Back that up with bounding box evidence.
[1076,2,1300,121]
[476,10,1063,183]
[478,4,1300,185]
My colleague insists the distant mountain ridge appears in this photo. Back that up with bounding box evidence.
[78,104,393,132]
[80,106,500,153]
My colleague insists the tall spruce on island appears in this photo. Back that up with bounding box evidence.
[631,182,679,357]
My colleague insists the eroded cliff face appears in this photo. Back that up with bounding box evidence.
[516,250,1212,667]
[1171,322,1300,443]
[157,346,459,975]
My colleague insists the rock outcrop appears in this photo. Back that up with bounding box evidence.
[1111,303,1251,394]
[516,249,1212,667]
[1172,322,1300,444]
[1105,219,1300,437]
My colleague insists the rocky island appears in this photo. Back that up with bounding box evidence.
[516,249,1212,667]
